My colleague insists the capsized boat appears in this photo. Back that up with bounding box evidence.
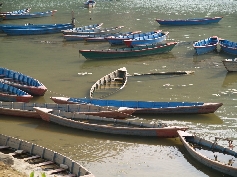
[178,130,237,176]
[34,107,189,137]
[50,97,223,114]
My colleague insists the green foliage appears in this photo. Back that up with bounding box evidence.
[41,172,46,177]
[29,171,34,177]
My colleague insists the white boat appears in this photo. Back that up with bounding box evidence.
[222,58,237,72]
[178,130,237,176]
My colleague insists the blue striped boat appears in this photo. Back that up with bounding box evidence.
[0,8,31,14]
[105,30,162,45]
[193,36,219,55]
[219,39,237,55]
[50,96,223,114]
[0,10,57,20]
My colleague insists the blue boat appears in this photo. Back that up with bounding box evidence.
[84,0,96,8]
[0,8,31,14]
[0,23,74,33]
[123,31,169,47]
[105,30,162,45]
[193,36,219,55]
[50,97,223,114]
[219,39,237,55]
[0,10,57,20]
[2,23,74,35]
[0,82,33,103]
[156,17,223,26]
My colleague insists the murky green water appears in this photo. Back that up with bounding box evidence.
[0,0,237,176]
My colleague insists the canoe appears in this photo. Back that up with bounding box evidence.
[84,0,96,8]
[105,30,162,45]
[79,42,178,60]
[219,39,237,55]
[61,23,103,34]
[0,67,47,96]
[50,97,223,114]
[64,31,141,42]
[33,107,189,137]
[90,67,127,99]
[0,134,94,177]
[0,101,134,119]
[0,23,74,33]
[2,24,74,35]
[123,31,169,47]
[0,82,33,103]
[0,8,31,14]
[0,10,57,20]
[156,17,223,26]
[178,130,237,176]
[62,25,124,35]
[193,36,219,55]
[222,58,237,72]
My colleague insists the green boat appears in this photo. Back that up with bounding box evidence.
[79,42,178,59]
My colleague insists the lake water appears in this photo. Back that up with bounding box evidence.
[0,0,237,177]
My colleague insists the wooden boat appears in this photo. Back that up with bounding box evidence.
[178,130,237,176]
[79,42,177,60]
[219,39,237,55]
[123,31,169,47]
[61,23,103,34]
[222,58,237,72]
[2,23,74,35]
[0,8,31,14]
[33,107,189,137]
[50,97,223,114]
[156,17,223,26]
[84,0,96,8]
[0,23,74,33]
[0,10,57,20]
[62,25,124,35]
[0,67,47,96]
[0,101,134,119]
[0,82,33,103]
[105,30,161,45]
[0,134,94,177]
[193,36,219,55]
[90,67,127,98]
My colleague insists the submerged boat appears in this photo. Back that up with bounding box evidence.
[123,31,169,47]
[50,97,223,114]
[90,67,128,98]
[156,17,223,26]
[79,42,177,60]
[34,107,189,137]
[193,36,219,55]
[0,67,47,96]
[105,30,161,45]
[0,82,33,102]
[178,130,237,176]
[219,39,237,55]
[0,10,57,20]
[0,134,94,177]
[0,101,134,119]
[222,58,237,72]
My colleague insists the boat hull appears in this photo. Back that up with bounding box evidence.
[222,59,237,72]
[0,134,94,177]
[219,39,237,55]
[193,36,218,55]
[50,97,223,114]
[178,131,237,176]
[34,107,188,137]
[79,42,177,60]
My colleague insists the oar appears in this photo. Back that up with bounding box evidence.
[127,71,195,77]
